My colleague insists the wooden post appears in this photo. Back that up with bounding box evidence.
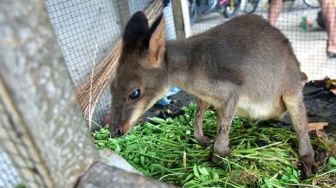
[171,0,191,39]
[0,1,178,187]
[0,1,98,187]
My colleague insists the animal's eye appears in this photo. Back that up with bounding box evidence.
[129,89,141,100]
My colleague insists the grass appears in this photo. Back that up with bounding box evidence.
[93,103,336,187]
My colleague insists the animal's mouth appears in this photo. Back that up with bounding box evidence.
[109,119,132,137]
[121,122,131,135]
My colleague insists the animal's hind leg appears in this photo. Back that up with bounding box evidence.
[283,92,317,177]
[213,92,238,157]
[194,99,212,147]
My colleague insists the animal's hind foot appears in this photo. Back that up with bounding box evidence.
[299,155,318,179]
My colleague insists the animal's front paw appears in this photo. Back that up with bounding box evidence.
[197,136,214,148]
[299,155,317,178]
[214,143,231,157]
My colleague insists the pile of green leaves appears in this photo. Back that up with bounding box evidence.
[93,103,336,187]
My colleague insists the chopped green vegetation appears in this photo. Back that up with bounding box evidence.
[15,184,26,188]
[93,103,336,187]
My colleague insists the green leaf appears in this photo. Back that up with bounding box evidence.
[115,143,121,153]
[286,167,292,175]
[264,178,273,188]
[198,166,209,176]
[96,142,105,148]
[183,173,195,184]
[148,151,156,157]
[133,158,139,163]
[211,170,219,180]
[289,175,299,183]
[328,156,336,166]
[292,169,298,178]
[193,164,200,178]
[280,174,288,182]
[15,184,26,188]
[141,156,145,165]
[150,117,166,124]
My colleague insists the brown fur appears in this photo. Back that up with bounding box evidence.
[109,12,316,177]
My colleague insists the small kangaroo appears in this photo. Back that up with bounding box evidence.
[109,11,316,177]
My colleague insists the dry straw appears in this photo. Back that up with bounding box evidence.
[76,0,163,118]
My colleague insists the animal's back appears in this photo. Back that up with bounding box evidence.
[190,14,298,68]
[188,14,302,90]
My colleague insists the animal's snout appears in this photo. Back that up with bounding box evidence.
[111,127,124,137]
[110,122,131,137]
[116,127,124,137]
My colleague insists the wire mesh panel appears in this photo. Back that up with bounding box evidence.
[189,0,336,81]
[271,0,336,80]
[0,124,49,188]
[0,148,21,187]
[45,0,125,87]
[45,0,127,122]
[45,0,177,123]
[0,93,50,188]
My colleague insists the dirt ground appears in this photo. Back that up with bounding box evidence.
[144,80,336,135]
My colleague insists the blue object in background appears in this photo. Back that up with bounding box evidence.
[163,0,170,7]
[157,87,180,106]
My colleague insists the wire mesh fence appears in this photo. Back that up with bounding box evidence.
[45,0,129,124]
[272,0,336,80]
[189,0,336,81]
[0,98,50,188]
[0,148,21,187]
[45,0,176,123]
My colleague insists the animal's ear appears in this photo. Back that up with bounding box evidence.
[143,14,165,69]
[123,11,149,48]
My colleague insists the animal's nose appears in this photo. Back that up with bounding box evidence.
[115,128,123,136]
[111,127,123,137]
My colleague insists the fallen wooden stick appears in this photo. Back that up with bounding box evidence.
[76,0,163,118]
[308,122,328,132]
